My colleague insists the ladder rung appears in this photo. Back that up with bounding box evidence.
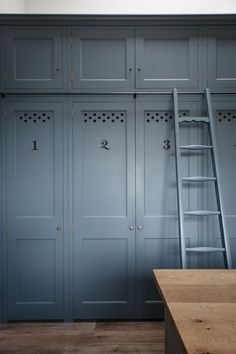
[182,176,216,182]
[179,116,209,123]
[186,247,226,253]
[180,145,212,150]
[184,210,220,216]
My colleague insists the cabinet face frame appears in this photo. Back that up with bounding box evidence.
[135,28,199,90]
[70,28,135,92]
[207,28,236,89]
[4,27,65,92]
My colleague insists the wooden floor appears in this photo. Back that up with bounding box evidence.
[0,321,164,354]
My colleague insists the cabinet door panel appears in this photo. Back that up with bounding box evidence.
[6,98,64,320]
[5,29,63,90]
[136,29,198,89]
[72,98,135,319]
[136,96,202,318]
[71,29,134,91]
[208,98,236,268]
[207,29,236,88]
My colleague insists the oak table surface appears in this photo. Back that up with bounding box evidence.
[153,269,236,354]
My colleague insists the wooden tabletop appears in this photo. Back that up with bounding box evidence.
[153,269,236,354]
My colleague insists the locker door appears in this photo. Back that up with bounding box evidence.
[70,29,134,91]
[72,98,135,319]
[6,98,64,320]
[5,28,63,91]
[136,29,198,89]
[209,98,236,267]
[136,96,202,318]
[207,29,236,89]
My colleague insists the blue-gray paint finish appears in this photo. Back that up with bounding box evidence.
[6,98,64,320]
[208,96,236,268]
[136,95,204,318]
[4,28,64,91]
[1,25,236,93]
[135,29,199,89]
[207,29,236,89]
[72,98,136,319]
[70,29,135,91]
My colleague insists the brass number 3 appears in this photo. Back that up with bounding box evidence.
[163,139,171,150]
[100,139,110,150]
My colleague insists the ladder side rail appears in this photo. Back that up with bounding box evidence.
[173,88,187,269]
[206,88,232,268]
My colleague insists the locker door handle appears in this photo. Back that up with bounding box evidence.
[129,226,134,231]
[137,226,143,231]
[56,226,62,231]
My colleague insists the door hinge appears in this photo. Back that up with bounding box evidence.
[72,109,74,117]
[70,36,73,46]
[70,72,74,81]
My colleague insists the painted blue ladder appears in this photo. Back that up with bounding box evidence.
[173,88,232,269]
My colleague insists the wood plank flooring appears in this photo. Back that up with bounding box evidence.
[0,321,164,354]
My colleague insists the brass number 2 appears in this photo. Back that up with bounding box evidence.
[100,140,110,150]
[163,139,171,150]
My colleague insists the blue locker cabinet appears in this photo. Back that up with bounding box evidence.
[0,17,236,322]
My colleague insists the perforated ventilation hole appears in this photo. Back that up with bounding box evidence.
[83,111,126,123]
[145,111,188,123]
[18,112,52,123]
[217,110,236,122]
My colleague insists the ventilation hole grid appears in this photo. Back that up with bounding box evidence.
[145,111,188,123]
[217,110,236,122]
[83,111,126,123]
[18,112,52,123]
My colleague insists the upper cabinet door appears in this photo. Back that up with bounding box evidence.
[207,29,236,89]
[136,29,198,89]
[70,29,134,91]
[5,28,63,91]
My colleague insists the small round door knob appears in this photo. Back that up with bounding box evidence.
[57,226,62,231]
[129,226,134,231]
[137,226,143,230]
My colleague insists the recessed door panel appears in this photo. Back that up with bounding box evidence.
[71,29,134,91]
[73,98,135,319]
[6,99,64,320]
[5,28,63,90]
[136,29,198,89]
[208,29,236,88]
